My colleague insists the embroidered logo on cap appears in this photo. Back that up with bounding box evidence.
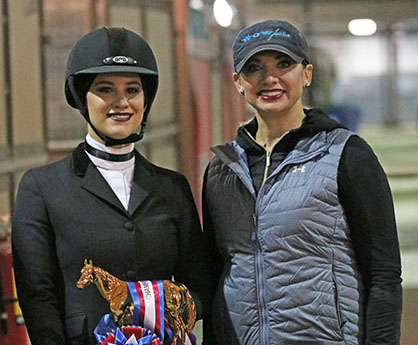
[240,28,291,43]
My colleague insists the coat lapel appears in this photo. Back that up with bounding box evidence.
[72,143,127,213]
[127,151,154,216]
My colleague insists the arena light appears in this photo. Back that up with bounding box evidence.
[348,19,377,36]
[189,0,204,10]
[213,0,233,27]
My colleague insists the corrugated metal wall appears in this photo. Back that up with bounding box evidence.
[0,0,46,217]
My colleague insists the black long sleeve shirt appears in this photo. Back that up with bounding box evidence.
[234,108,402,344]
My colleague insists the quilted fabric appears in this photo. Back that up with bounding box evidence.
[205,128,365,345]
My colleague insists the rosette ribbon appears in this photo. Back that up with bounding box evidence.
[105,327,160,345]
[94,280,164,345]
[94,280,196,345]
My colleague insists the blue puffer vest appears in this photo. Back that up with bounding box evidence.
[204,128,364,345]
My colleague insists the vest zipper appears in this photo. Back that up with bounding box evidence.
[252,212,269,345]
[263,150,272,182]
[242,126,287,184]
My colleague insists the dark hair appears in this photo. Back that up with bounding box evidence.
[73,74,96,107]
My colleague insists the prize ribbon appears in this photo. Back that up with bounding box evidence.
[94,280,196,345]
[127,280,165,342]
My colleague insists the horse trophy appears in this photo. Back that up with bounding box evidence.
[76,259,196,345]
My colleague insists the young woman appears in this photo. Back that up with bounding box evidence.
[202,19,402,345]
[12,27,210,345]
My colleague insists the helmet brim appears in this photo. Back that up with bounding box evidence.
[75,65,158,76]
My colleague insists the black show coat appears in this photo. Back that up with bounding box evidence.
[12,143,209,345]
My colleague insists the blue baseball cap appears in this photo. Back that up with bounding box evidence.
[232,19,310,73]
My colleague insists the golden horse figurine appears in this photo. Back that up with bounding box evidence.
[76,259,196,345]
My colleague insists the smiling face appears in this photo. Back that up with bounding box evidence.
[86,72,144,143]
[233,50,312,119]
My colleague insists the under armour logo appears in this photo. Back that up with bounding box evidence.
[292,165,306,173]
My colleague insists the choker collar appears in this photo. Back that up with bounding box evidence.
[84,141,135,162]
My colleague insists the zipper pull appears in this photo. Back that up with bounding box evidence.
[263,150,272,182]
[253,213,257,227]
[266,150,271,167]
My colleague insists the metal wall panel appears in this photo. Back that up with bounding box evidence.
[146,9,175,127]
[43,1,89,145]
[8,0,44,148]
[0,0,7,151]
[0,0,46,214]
[109,0,143,33]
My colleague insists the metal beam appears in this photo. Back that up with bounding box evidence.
[173,0,195,183]
[2,0,12,150]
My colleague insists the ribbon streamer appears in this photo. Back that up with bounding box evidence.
[94,280,195,345]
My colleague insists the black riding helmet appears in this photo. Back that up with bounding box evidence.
[65,26,159,146]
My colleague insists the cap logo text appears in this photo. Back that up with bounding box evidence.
[241,28,291,43]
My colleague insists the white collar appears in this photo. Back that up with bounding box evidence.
[85,134,135,170]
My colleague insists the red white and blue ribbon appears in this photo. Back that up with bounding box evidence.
[94,280,196,345]
[127,281,165,342]
[94,317,162,345]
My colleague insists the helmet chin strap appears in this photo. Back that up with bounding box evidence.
[104,134,142,146]
[102,123,146,146]
[86,111,146,146]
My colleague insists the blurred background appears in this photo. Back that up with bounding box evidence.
[0,0,417,344]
